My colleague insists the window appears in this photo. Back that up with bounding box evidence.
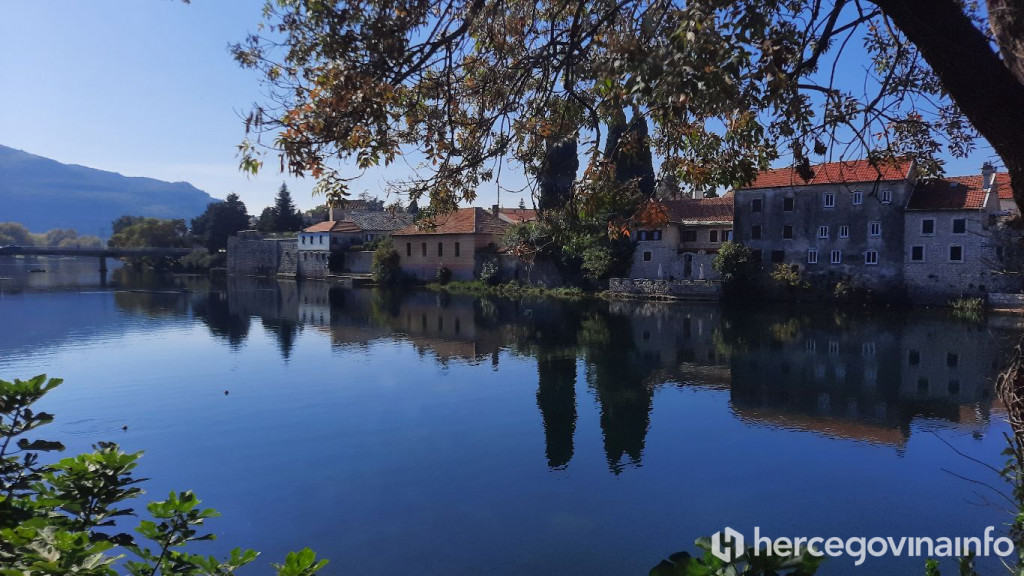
[638,230,648,241]
[818,225,829,239]
[830,250,842,264]
[319,235,324,244]
[948,379,961,395]
[751,198,763,212]
[653,230,662,241]
[751,250,763,262]
[365,233,374,243]
[952,218,967,234]
[710,230,719,243]
[782,225,793,239]
[806,339,817,352]
[783,197,794,212]
[828,341,840,355]
[864,250,878,265]
[642,251,652,262]
[723,229,733,241]
[807,249,818,264]
[421,243,427,257]
[852,190,863,205]
[751,225,762,240]
[880,189,892,204]
[824,192,835,208]
[949,245,964,262]
[922,219,935,235]
[770,250,785,263]
[681,230,698,242]
[406,242,412,257]
[454,242,460,257]
[438,242,444,257]
[869,221,881,237]
[947,352,959,368]
[301,236,306,245]
[910,245,925,262]
[839,225,850,239]
[862,342,876,357]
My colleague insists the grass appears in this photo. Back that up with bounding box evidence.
[425,280,588,299]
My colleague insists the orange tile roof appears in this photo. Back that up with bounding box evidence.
[302,220,361,233]
[393,207,511,236]
[303,221,338,233]
[662,197,734,223]
[907,176,990,210]
[740,159,914,189]
[993,172,1013,200]
[498,208,538,223]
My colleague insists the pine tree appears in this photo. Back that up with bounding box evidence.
[272,183,303,232]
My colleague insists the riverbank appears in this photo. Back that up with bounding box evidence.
[424,280,588,299]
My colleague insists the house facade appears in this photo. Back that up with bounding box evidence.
[734,159,917,293]
[629,196,734,280]
[903,172,1011,299]
[393,207,510,281]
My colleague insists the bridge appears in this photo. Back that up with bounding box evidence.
[0,245,193,272]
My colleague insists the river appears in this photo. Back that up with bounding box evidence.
[0,258,1020,575]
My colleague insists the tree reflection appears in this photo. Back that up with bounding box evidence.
[191,291,250,349]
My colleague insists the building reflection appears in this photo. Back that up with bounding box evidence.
[109,278,1020,474]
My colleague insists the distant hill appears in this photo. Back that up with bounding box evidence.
[0,145,218,236]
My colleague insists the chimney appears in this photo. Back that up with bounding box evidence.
[492,204,499,217]
[328,205,335,221]
[982,162,996,191]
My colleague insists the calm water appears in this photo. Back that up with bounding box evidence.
[1,258,1022,575]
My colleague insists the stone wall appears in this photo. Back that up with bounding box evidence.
[296,250,329,279]
[989,293,1024,309]
[608,278,721,300]
[344,251,374,273]
[227,233,297,277]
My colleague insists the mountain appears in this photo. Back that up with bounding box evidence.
[0,145,219,236]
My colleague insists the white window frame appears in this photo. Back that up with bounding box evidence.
[824,192,836,208]
[807,249,818,264]
[910,245,926,262]
[818,225,829,239]
[852,190,863,205]
[839,225,850,239]
[864,250,879,265]
[949,245,964,262]
[880,189,893,204]
[830,249,842,264]
[869,221,882,237]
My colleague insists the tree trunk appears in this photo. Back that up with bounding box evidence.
[871,0,1024,204]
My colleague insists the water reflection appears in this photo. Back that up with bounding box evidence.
[100,278,1020,474]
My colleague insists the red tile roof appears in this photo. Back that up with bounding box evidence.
[498,208,537,223]
[393,207,511,236]
[906,176,988,211]
[662,197,734,224]
[303,221,339,233]
[993,172,1013,200]
[740,159,914,189]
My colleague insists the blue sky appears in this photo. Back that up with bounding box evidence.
[0,1,1002,215]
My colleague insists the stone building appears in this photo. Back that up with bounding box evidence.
[629,196,734,280]
[393,207,510,281]
[903,171,1011,300]
[734,159,917,293]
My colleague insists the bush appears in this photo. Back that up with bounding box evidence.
[436,264,453,285]
[770,263,808,291]
[478,258,500,285]
[180,248,225,271]
[712,242,756,298]
[371,237,402,285]
[951,296,984,322]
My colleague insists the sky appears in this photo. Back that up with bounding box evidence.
[0,1,1003,215]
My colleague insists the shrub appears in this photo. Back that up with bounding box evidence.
[713,242,756,297]
[770,263,808,290]
[436,264,453,285]
[478,258,500,285]
[371,237,402,285]
[951,296,984,322]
